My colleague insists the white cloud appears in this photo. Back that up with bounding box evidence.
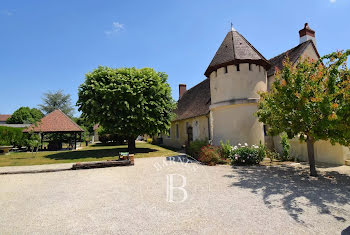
[105,22,125,35]
[330,0,336,3]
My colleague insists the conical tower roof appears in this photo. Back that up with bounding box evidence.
[205,29,270,77]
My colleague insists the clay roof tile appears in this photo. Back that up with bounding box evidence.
[24,109,84,133]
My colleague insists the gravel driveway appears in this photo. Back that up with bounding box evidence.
[0,156,350,234]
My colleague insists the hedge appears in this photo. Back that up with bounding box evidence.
[0,126,26,147]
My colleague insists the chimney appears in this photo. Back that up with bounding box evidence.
[299,23,316,46]
[179,84,187,99]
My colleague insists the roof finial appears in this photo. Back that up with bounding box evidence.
[230,22,236,32]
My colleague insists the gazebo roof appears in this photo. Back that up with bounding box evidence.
[24,109,84,133]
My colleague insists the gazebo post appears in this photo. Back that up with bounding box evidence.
[41,133,44,150]
[74,132,77,150]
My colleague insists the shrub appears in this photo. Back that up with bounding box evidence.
[0,126,26,147]
[26,134,41,152]
[279,133,292,161]
[198,145,222,165]
[265,148,280,162]
[230,143,265,165]
[146,138,153,144]
[220,140,232,159]
[186,138,208,160]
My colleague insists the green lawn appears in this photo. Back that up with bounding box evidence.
[0,142,180,167]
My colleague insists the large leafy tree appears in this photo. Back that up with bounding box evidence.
[7,107,43,124]
[39,90,74,116]
[257,50,350,176]
[77,66,176,152]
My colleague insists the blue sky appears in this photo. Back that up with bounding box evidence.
[0,0,348,116]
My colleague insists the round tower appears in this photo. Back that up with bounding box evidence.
[205,27,270,146]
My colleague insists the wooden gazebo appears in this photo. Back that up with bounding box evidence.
[23,109,84,150]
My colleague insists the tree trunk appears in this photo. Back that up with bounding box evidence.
[306,135,318,177]
[128,137,136,154]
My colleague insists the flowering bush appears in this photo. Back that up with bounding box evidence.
[230,143,265,165]
[186,138,209,160]
[198,145,223,165]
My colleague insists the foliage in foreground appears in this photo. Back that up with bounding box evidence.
[257,50,350,176]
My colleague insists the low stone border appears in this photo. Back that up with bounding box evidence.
[0,168,71,175]
[72,160,132,170]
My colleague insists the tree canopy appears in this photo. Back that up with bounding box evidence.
[6,107,43,124]
[39,90,74,116]
[256,50,350,176]
[77,66,176,151]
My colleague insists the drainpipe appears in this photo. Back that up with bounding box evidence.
[207,115,211,140]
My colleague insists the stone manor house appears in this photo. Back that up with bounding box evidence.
[161,23,350,165]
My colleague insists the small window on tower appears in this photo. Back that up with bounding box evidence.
[249,64,252,71]
[224,66,228,73]
[236,64,240,71]
[259,65,261,72]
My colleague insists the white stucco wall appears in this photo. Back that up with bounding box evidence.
[209,62,266,147]
[273,135,350,165]
[210,63,267,104]
[211,103,264,146]
[162,115,209,149]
